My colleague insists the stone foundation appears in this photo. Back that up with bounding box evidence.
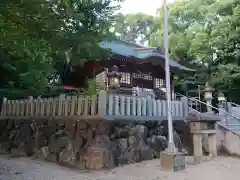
[0,119,171,170]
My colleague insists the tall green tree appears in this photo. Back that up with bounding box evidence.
[112,13,155,44]
[0,0,122,97]
[148,0,240,102]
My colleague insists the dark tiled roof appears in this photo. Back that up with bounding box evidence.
[99,39,195,72]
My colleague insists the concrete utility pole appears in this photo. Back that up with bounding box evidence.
[163,0,175,153]
[161,1,187,172]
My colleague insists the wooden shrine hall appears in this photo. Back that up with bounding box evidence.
[1,40,195,122]
[64,39,194,98]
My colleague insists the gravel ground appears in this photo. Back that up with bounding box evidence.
[0,154,240,180]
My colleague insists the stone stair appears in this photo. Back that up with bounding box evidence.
[176,93,240,156]
[176,93,240,133]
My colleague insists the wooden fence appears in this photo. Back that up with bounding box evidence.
[0,90,188,121]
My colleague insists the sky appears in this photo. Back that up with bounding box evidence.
[120,0,175,15]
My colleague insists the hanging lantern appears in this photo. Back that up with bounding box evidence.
[107,65,121,89]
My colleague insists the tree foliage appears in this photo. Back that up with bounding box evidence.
[112,12,155,44]
[0,0,122,97]
[113,0,240,102]
[153,0,240,102]
[3,0,240,103]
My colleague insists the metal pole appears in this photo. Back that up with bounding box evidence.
[198,85,201,111]
[163,0,175,152]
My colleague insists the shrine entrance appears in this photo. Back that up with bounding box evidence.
[132,75,154,89]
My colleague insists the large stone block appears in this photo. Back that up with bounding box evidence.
[76,149,86,169]
[137,139,154,161]
[85,135,114,169]
[0,118,188,170]
[72,134,84,153]
[38,146,50,160]
[64,120,77,139]
[59,142,76,165]
[115,126,131,138]
[160,152,186,172]
[118,147,137,164]
[77,120,88,132]
[95,121,109,135]
[146,135,167,152]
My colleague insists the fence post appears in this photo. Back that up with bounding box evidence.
[16,100,20,116]
[70,96,77,116]
[98,90,107,116]
[35,97,41,116]
[1,97,7,116]
[181,96,189,118]
[147,96,153,116]
[39,98,45,116]
[76,96,83,116]
[28,96,34,116]
[58,94,65,116]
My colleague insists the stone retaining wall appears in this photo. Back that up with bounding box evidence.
[0,119,174,170]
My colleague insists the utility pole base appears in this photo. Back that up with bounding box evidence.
[160,151,186,172]
[166,142,176,153]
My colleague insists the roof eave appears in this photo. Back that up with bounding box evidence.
[143,54,196,72]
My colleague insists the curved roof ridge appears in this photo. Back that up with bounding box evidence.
[99,39,195,72]
[102,38,146,48]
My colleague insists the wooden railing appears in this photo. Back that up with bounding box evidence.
[0,90,188,121]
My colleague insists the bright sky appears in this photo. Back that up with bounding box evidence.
[120,0,175,15]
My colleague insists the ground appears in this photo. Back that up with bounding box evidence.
[0,154,239,180]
